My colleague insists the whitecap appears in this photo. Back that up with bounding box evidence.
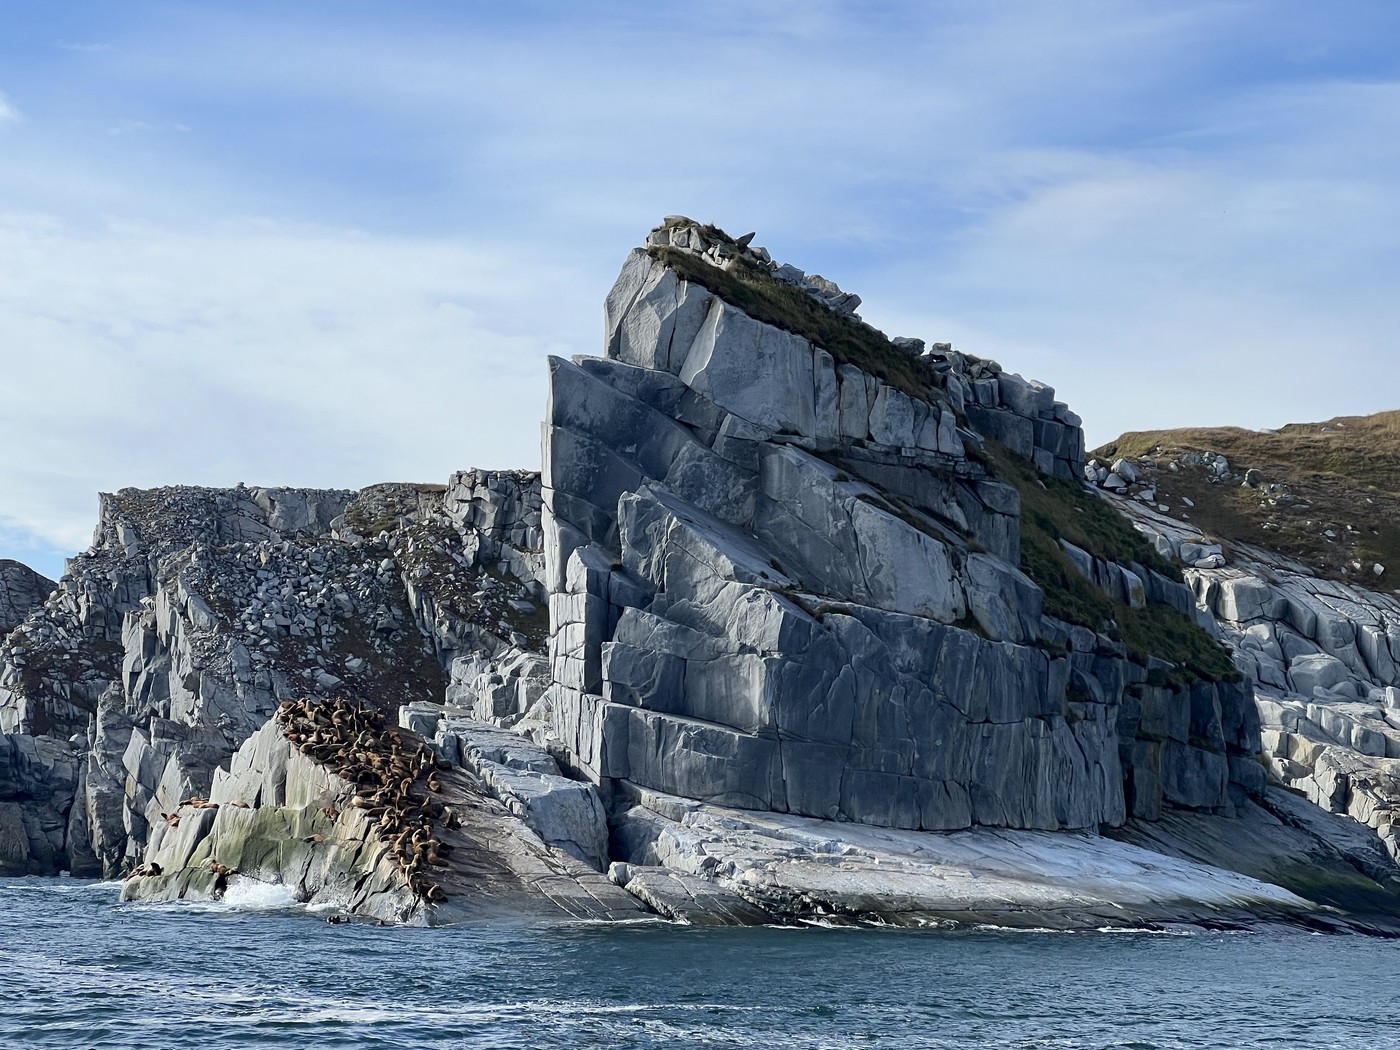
[218,879,301,911]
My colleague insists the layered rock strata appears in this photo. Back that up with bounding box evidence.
[543,218,1255,836]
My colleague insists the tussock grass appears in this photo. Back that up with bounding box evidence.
[1096,410,1400,583]
[986,441,1238,683]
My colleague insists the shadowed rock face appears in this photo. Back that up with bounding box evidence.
[543,220,1259,836]
[0,560,55,635]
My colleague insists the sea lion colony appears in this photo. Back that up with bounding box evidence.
[275,697,455,905]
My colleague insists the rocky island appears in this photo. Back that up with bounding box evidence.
[3,218,1399,933]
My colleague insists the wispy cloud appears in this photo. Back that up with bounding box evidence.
[0,92,20,126]
[107,118,190,135]
[56,41,111,52]
[0,211,595,574]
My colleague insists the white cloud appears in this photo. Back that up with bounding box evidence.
[56,41,112,52]
[0,93,20,126]
[0,212,600,561]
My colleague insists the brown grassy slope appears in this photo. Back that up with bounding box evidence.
[1094,411,1400,584]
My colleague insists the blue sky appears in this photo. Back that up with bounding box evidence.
[2,1,1399,581]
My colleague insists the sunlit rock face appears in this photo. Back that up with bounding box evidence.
[543,218,1258,835]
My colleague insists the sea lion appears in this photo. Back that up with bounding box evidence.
[424,883,446,903]
[229,800,251,809]
[303,834,325,844]
[321,805,340,821]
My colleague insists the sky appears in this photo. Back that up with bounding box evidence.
[2,1,1398,581]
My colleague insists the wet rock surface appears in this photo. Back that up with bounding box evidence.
[121,698,644,924]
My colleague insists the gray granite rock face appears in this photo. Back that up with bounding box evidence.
[0,475,551,876]
[1106,491,1400,869]
[543,224,1255,835]
[0,560,55,634]
[403,704,610,871]
[122,704,643,924]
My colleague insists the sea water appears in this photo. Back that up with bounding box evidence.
[2,877,1396,1049]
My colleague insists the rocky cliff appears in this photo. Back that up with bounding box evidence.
[542,218,1257,839]
[5,219,1400,930]
[0,472,549,876]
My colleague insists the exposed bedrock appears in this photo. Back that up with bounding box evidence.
[121,700,642,924]
[0,560,55,635]
[543,221,1257,837]
[0,474,551,877]
[10,217,1396,931]
[603,781,1388,932]
[1111,494,1400,867]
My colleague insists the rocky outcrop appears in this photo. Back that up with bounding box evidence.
[604,781,1359,931]
[543,218,1255,839]
[0,475,548,876]
[0,560,54,634]
[402,702,611,872]
[1090,454,1400,870]
[0,559,69,874]
[122,699,643,923]
[12,218,1400,932]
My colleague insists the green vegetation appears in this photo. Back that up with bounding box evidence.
[984,441,1239,684]
[983,441,1179,581]
[648,244,943,407]
[1096,411,1400,584]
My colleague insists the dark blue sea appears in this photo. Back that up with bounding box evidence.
[2,877,1397,1050]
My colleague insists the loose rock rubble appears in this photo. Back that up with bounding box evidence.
[0,473,549,877]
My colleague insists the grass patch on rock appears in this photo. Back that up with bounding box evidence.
[985,441,1237,683]
[648,244,943,407]
[1095,411,1400,584]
